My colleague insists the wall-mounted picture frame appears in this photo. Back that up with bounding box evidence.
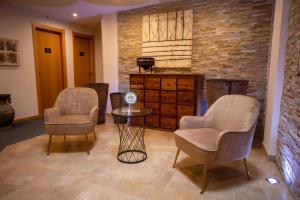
[0,38,20,66]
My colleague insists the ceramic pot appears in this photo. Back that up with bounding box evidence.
[85,83,109,124]
[0,94,15,127]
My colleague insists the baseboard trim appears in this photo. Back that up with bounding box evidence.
[262,142,276,161]
[14,115,41,124]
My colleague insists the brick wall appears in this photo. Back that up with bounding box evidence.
[277,0,300,198]
[118,0,273,138]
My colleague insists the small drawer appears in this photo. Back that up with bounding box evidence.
[130,76,144,89]
[145,78,160,90]
[177,105,194,117]
[134,102,144,109]
[145,102,160,115]
[131,89,144,102]
[160,103,176,117]
[145,90,160,103]
[160,117,177,130]
[146,115,160,128]
[161,78,176,90]
[177,91,194,105]
[177,79,195,91]
[131,117,144,126]
[161,91,176,104]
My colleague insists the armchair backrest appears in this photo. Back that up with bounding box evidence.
[55,87,98,115]
[205,95,260,131]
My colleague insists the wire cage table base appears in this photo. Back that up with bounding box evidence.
[117,123,147,163]
[112,107,152,164]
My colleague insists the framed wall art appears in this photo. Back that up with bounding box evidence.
[0,38,19,66]
[142,10,193,68]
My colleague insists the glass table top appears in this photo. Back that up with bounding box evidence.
[112,107,152,117]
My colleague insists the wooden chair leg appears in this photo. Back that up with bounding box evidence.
[172,148,180,168]
[85,134,90,155]
[200,165,208,194]
[243,158,250,180]
[93,129,97,140]
[47,135,52,156]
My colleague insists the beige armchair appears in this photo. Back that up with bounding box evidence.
[172,95,260,193]
[44,87,98,155]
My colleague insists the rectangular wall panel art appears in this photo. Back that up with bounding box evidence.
[142,10,193,68]
[0,38,19,66]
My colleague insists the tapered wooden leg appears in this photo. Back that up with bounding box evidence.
[85,134,90,155]
[172,148,180,168]
[93,129,97,140]
[200,165,207,194]
[243,158,250,180]
[47,135,52,156]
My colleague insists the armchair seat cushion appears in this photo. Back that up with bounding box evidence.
[45,115,91,125]
[175,128,220,152]
[45,115,93,135]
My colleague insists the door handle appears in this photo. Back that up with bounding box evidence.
[39,72,42,76]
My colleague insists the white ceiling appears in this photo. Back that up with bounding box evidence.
[1,0,180,28]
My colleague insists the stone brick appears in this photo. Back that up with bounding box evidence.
[277,0,300,198]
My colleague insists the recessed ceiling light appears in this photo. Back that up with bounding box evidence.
[265,177,280,184]
[72,13,78,18]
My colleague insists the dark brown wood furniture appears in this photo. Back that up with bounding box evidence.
[206,79,249,106]
[130,74,205,130]
[85,83,109,124]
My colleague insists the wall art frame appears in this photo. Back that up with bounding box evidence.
[0,38,20,66]
[142,10,193,68]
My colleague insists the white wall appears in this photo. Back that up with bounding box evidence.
[263,0,291,156]
[0,4,102,120]
[101,13,119,112]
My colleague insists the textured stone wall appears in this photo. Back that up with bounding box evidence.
[118,0,273,138]
[277,0,300,198]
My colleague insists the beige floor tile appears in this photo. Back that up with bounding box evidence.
[0,122,295,200]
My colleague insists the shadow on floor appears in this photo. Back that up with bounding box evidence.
[0,118,44,151]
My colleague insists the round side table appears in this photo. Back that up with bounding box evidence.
[112,107,152,164]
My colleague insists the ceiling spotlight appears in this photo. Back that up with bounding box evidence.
[265,177,280,184]
[72,13,78,18]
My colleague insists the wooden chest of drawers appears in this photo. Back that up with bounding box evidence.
[206,79,249,106]
[130,74,204,130]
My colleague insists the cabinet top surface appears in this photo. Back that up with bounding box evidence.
[206,78,249,82]
[130,73,204,77]
[112,107,152,117]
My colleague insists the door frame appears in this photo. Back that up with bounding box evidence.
[32,22,68,115]
[72,31,95,86]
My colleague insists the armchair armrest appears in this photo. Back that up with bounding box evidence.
[89,106,99,126]
[179,116,208,130]
[44,107,61,123]
[215,128,255,163]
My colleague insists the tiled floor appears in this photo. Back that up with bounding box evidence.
[0,121,294,200]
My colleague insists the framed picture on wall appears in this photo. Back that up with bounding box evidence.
[0,38,20,66]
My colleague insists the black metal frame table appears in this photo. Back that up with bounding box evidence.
[112,107,152,164]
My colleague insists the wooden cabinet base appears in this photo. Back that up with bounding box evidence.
[130,74,204,130]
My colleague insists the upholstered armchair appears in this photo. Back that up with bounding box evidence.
[172,95,260,193]
[44,87,98,155]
